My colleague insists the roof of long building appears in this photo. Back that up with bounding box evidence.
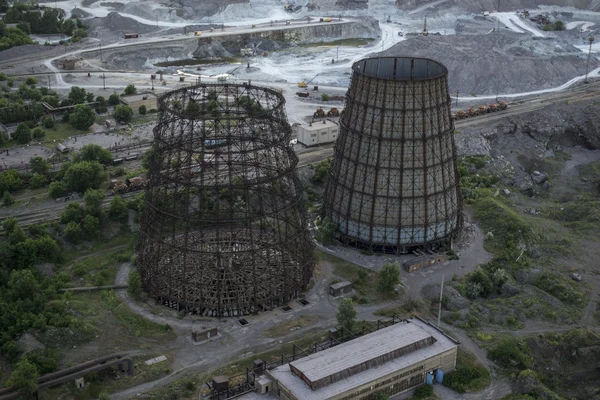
[270,318,458,399]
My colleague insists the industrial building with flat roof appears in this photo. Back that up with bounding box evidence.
[265,318,458,400]
[120,93,158,111]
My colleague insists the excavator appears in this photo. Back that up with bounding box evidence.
[298,73,320,88]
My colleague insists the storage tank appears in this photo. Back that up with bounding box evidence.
[322,56,462,253]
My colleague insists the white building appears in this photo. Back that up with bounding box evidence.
[297,120,339,147]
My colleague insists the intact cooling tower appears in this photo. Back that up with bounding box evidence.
[322,56,462,253]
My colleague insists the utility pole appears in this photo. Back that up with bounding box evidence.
[156,14,159,28]
[455,89,459,106]
[102,73,106,90]
[99,41,103,62]
[47,75,51,90]
[437,274,444,327]
[336,46,339,63]
[584,36,595,84]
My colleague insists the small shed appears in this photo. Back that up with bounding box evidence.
[120,93,157,111]
[329,281,352,297]
[211,375,229,392]
[192,327,218,342]
[56,143,70,153]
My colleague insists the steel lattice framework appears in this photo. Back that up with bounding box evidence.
[323,56,462,253]
[137,83,314,317]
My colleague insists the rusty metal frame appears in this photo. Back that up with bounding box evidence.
[323,57,462,254]
[137,83,314,317]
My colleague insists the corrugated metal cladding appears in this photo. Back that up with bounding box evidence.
[323,56,462,253]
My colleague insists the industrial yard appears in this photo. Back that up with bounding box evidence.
[0,0,600,399]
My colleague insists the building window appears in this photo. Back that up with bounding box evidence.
[311,134,317,137]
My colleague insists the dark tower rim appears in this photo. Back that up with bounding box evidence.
[352,56,448,81]
[156,83,287,120]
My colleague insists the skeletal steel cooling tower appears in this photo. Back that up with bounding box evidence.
[137,83,314,317]
[323,56,462,253]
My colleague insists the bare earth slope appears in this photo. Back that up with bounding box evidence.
[395,0,600,12]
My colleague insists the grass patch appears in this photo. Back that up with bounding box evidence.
[40,122,91,145]
[264,315,321,338]
[443,348,490,393]
[100,290,173,339]
[316,250,398,303]
[69,247,133,286]
[374,298,427,318]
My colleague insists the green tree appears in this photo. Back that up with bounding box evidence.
[128,270,142,300]
[74,144,113,165]
[377,263,400,294]
[0,170,23,193]
[42,115,55,128]
[554,20,565,30]
[48,181,68,198]
[63,221,83,243]
[109,195,128,222]
[12,123,31,144]
[95,96,108,114]
[60,203,85,224]
[2,217,18,234]
[321,93,329,101]
[336,298,357,334]
[7,359,39,396]
[82,214,100,239]
[69,104,95,130]
[68,86,87,104]
[138,104,147,115]
[31,127,45,139]
[85,92,94,103]
[84,188,105,216]
[113,105,133,124]
[64,161,106,192]
[314,216,336,245]
[3,191,14,206]
[30,156,50,175]
[108,92,120,106]
[29,173,48,189]
[25,76,37,85]
[123,84,137,95]
[98,392,111,400]
[8,225,27,245]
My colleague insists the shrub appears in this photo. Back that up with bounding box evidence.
[336,298,357,333]
[138,105,147,115]
[465,281,483,299]
[488,337,533,370]
[30,173,48,189]
[108,92,120,106]
[413,384,434,398]
[3,191,14,206]
[41,115,55,129]
[469,268,494,297]
[128,270,142,300]
[82,215,100,239]
[12,123,31,144]
[48,181,68,198]
[377,263,400,294]
[123,84,137,95]
[25,77,37,86]
[74,144,113,165]
[321,93,329,101]
[32,127,45,139]
[63,221,84,244]
[314,216,337,245]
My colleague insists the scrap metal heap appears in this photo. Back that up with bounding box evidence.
[137,83,314,317]
[323,56,462,254]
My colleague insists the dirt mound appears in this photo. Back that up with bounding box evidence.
[170,0,249,19]
[379,33,598,95]
[86,11,160,39]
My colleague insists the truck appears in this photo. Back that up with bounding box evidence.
[194,31,203,36]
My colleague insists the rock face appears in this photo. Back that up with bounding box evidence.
[422,284,470,311]
[396,0,600,12]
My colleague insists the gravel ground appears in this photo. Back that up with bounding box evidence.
[379,31,599,95]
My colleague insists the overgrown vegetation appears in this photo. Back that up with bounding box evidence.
[443,348,490,393]
[309,157,332,185]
